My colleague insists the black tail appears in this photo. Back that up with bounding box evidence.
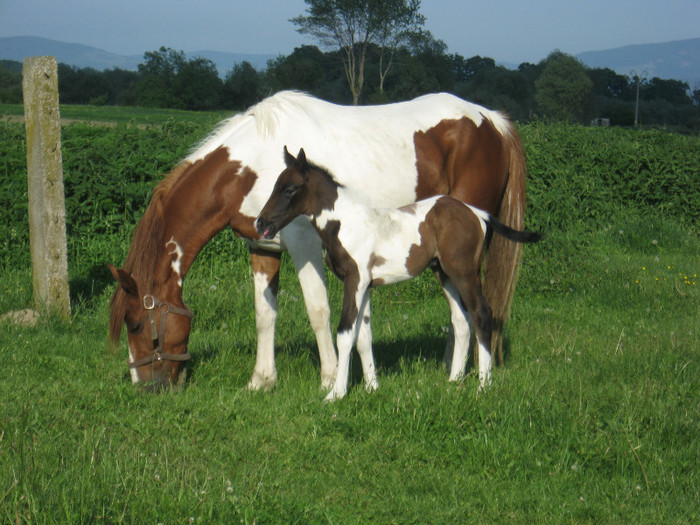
[487,215,542,244]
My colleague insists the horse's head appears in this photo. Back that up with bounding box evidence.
[255,146,312,239]
[109,264,192,388]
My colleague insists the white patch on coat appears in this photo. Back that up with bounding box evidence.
[188,91,512,236]
[166,236,184,287]
[128,348,140,384]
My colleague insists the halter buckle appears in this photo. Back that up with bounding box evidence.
[143,295,157,310]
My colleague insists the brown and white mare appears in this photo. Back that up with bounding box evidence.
[108,91,527,388]
[256,147,540,400]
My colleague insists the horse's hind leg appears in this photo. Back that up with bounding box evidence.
[435,269,472,381]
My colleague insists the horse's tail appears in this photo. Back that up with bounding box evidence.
[487,214,541,244]
[481,127,527,363]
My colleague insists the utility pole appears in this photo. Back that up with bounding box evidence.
[631,69,647,127]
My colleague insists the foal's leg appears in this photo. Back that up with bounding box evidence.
[435,271,472,382]
[326,281,369,402]
[355,294,378,392]
[248,248,281,390]
[452,276,493,389]
[282,221,338,389]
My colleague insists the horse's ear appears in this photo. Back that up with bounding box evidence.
[108,264,139,297]
[283,145,295,167]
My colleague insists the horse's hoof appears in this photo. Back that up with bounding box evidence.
[364,378,379,393]
[324,388,345,402]
[247,371,277,391]
[321,372,336,391]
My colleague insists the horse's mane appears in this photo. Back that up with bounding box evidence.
[248,91,322,139]
[108,162,190,345]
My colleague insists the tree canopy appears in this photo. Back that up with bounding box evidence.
[290,0,424,104]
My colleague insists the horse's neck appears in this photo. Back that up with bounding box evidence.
[154,150,255,285]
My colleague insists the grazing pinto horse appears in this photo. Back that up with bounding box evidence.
[108,91,527,389]
[256,148,541,400]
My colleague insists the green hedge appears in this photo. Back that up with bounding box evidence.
[1,120,698,271]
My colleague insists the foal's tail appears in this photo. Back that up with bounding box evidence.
[487,215,542,244]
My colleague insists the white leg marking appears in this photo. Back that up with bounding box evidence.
[248,271,278,390]
[282,221,337,389]
[127,348,140,384]
[166,236,184,287]
[355,294,378,392]
[441,279,472,382]
[326,328,355,401]
[477,340,492,390]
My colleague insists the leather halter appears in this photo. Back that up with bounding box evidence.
[128,294,194,369]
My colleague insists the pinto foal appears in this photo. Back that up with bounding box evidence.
[256,147,540,401]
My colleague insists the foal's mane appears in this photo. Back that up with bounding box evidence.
[108,162,190,344]
[305,160,344,189]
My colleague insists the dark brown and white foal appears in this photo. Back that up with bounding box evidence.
[256,147,540,400]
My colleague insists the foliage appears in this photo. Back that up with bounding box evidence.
[520,122,700,233]
[0,63,22,103]
[2,38,699,127]
[290,0,425,104]
[136,47,222,110]
[0,109,698,522]
[222,61,265,110]
[535,51,595,123]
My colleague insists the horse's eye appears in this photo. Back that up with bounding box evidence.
[285,185,298,198]
[129,322,143,335]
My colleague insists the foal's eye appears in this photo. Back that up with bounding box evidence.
[285,185,298,198]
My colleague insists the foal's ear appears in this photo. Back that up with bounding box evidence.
[283,145,295,167]
[296,148,308,171]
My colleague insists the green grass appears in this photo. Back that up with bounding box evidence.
[1,102,231,126]
[1,214,697,523]
[0,109,698,522]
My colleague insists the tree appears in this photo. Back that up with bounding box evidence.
[136,47,223,110]
[265,45,329,95]
[222,61,264,110]
[535,51,594,122]
[136,47,185,107]
[291,0,425,104]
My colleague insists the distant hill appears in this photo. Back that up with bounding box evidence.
[576,38,700,86]
[0,36,276,76]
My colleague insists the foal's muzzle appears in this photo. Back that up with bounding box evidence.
[255,217,277,240]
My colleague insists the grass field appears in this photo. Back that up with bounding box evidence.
[0,108,698,523]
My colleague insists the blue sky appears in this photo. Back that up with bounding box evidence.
[1,0,698,65]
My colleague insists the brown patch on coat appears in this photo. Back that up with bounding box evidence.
[413,117,508,215]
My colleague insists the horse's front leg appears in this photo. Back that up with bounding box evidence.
[248,247,281,391]
[325,279,368,402]
[282,220,337,389]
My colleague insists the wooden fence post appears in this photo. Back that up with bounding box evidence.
[22,56,71,321]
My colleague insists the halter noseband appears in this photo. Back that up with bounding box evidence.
[128,294,194,369]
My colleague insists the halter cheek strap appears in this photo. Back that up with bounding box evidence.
[127,295,194,369]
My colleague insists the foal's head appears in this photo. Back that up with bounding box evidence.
[256,146,337,239]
